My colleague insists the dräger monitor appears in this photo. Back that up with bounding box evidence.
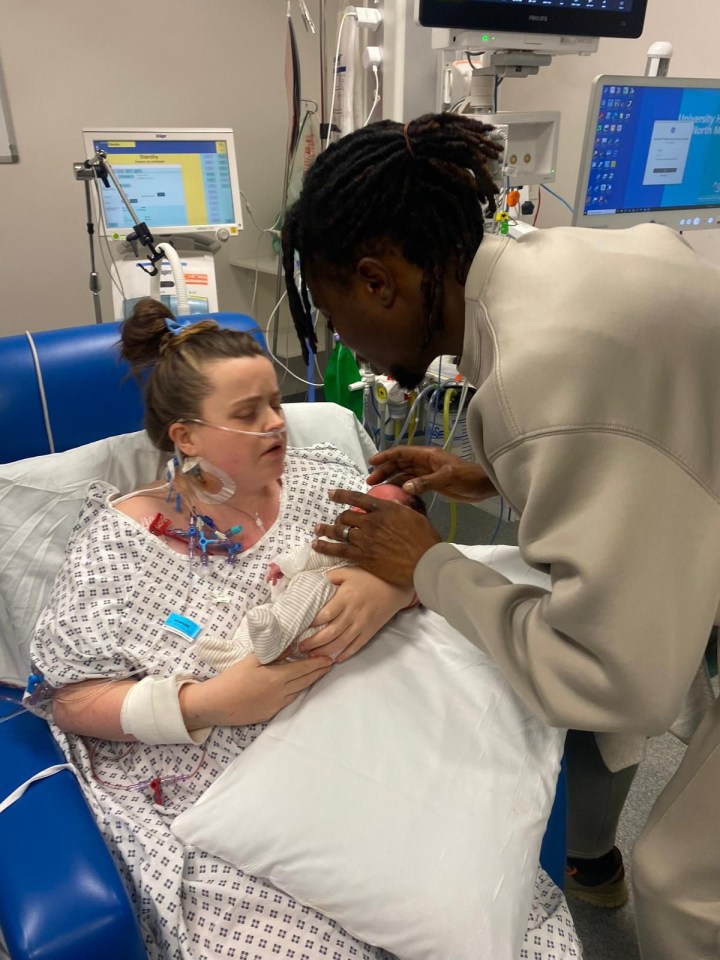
[572,76,720,232]
[82,128,244,237]
[416,0,648,40]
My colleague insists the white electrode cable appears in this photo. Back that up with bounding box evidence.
[24,331,56,454]
[364,65,381,126]
[361,45,382,128]
[265,290,324,388]
[239,191,280,317]
[325,9,356,149]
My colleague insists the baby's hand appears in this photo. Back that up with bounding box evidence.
[266,562,284,585]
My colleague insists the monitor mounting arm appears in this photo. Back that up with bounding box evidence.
[82,151,164,276]
[435,30,598,112]
[451,52,553,114]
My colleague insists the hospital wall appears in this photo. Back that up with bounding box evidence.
[0,0,340,357]
[0,0,718,347]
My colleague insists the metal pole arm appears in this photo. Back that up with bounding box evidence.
[93,150,163,276]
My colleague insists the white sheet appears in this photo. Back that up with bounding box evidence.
[172,545,564,960]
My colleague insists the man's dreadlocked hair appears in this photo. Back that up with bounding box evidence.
[282,112,501,363]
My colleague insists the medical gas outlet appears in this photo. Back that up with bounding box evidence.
[373,374,408,406]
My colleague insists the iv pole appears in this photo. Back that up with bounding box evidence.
[74,150,178,323]
[72,164,104,324]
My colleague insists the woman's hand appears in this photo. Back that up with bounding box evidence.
[367,446,495,503]
[180,655,333,729]
[313,489,442,586]
[299,566,414,663]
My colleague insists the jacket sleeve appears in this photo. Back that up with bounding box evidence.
[414,429,720,735]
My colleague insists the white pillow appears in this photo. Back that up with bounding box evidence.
[285,401,376,468]
[0,431,164,682]
[0,403,372,683]
[172,546,563,960]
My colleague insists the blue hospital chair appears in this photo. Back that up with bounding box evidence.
[0,315,566,960]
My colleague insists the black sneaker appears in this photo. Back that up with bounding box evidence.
[565,846,628,909]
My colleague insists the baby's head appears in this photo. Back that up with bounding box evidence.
[361,483,427,515]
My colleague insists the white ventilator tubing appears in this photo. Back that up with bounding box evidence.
[152,242,190,315]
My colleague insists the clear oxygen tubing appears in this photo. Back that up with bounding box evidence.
[152,242,190,315]
[0,677,34,725]
[426,380,471,525]
[407,391,418,444]
[178,419,287,439]
[394,379,460,446]
[377,399,388,450]
[443,380,470,452]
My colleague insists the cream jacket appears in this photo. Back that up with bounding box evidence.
[415,224,720,736]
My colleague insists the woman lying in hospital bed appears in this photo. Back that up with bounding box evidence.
[25,303,581,960]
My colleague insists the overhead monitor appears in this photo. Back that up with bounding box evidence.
[416,0,648,40]
[82,128,243,238]
[573,76,720,233]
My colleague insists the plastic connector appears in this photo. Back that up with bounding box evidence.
[353,6,382,30]
[362,45,382,70]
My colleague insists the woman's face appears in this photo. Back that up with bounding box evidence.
[180,355,287,488]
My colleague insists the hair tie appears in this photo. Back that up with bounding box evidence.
[402,122,415,157]
[165,315,196,337]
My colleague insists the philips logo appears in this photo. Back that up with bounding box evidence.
[529,14,548,21]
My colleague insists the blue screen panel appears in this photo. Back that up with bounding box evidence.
[582,81,720,229]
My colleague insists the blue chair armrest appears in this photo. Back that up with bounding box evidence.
[0,686,146,960]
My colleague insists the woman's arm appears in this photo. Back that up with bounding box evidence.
[51,657,334,742]
[179,656,333,728]
[52,679,138,740]
[299,566,414,663]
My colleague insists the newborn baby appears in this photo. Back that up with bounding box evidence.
[196,484,424,669]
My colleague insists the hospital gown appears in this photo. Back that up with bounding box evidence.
[29,445,580,960]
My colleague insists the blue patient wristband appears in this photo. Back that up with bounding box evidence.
[163,613,203,641]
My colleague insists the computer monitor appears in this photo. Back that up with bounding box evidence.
[82,128,244,238]
[416,0,648,40]
[573,76,720,233]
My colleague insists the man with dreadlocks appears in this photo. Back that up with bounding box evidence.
[281,112,720,960]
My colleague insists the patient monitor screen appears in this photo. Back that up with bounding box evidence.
[84,130,243,237]
[574,78,720,232]
[416,0,648,39]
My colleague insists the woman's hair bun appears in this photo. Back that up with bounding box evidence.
[119,297,176,370]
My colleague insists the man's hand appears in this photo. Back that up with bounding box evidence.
[312,488,442,587]
[367,446,495,503]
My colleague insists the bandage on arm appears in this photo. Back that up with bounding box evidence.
[53,676,212,744]
[120,676,211,745]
